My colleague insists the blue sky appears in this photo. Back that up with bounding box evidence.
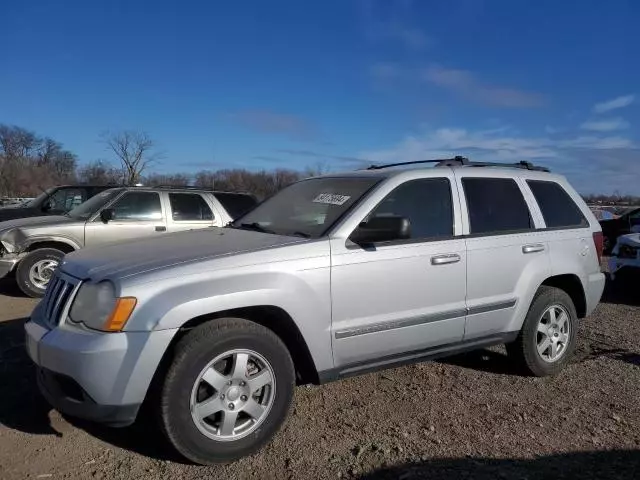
[2,0,638,194]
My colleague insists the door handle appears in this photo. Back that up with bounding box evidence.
[522,244,545,254]
[155,226,167,232]
[431,254,461,265]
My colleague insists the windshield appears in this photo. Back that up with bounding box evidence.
[231,177,381,238]
[67,188,124,220]
[25,188,55,208]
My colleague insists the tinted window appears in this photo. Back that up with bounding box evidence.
[111,192,162,220]
[367,178,453,240]
[169,193,213,221]
[215,193,258,219]
[463,178,532,234]
[527,180,588,229]
[48,188,85,212]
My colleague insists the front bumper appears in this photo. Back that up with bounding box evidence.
[0,255,20,279]
[25,304,178,426]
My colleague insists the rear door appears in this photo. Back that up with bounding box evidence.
[165,192,217,233]
[457,173,551,339]
[84,191,167,247]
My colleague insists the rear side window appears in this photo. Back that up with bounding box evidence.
[214,193,258,219]
[368,178,453,240]
[527,180,588,229]
[462,178,532,234]
[169,193,213,221]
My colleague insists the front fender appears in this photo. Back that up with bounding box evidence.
[126,267,333,373]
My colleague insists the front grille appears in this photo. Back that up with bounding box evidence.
[618,245,639,260]
[42,273,77,327]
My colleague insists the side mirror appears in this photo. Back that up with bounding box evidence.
[100,209,114,223]
[41,199,53,212]
[350,216,411,245]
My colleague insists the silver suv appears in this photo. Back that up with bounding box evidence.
[24,158,605,464]
[0,186,256,297]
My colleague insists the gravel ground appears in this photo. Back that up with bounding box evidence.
[0,274,638,480]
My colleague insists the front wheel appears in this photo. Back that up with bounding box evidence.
[16,248,65,298]
[506,286,578,377]
[158,318,295,465]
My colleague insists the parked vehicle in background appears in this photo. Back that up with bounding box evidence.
[599,206,640,253]
[24,158,604,464]
[608,228,640,281]
[0,185,114,222]
[0,186,257,297]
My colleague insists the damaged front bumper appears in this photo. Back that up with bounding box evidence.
[0,253,21,279]
[608,234,640,279]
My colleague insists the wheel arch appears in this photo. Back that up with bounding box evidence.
[24,239,78,254]
[540,274,587,318]
[153,306,320,388]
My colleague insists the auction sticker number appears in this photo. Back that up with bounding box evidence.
[312,193,351,206]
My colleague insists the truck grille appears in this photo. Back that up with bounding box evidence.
[42,273,77,327]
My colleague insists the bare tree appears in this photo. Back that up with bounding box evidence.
[77,160,123,185]
[102,130,160,185]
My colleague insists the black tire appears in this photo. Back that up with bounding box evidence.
[158,318,295,465]
[506,286,578,377]
[16,248,65,298]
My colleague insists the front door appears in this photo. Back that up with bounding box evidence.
[84,191,167,247]
[330,176,467,368]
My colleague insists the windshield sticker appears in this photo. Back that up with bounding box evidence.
[312,193,351,206]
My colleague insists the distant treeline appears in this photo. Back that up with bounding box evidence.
[1,123,638,202]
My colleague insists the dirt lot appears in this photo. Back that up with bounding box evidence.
[0,276,638,480]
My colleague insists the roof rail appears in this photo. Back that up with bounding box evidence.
[366,156,466,170]
[152,185,206,190]
[366,156,550,172]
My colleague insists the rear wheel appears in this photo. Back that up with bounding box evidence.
[158,318,295,464]
[506,286,578,377]
[16,248,64,298]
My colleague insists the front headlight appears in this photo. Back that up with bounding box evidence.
[69,281,137,332]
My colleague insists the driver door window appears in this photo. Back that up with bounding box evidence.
[84,192,166,247]
[364,178,454,242]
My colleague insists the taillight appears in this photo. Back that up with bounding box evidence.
[593,231,604,265]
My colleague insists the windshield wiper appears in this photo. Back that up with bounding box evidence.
[290,231,311,238]
[237,222,276,234]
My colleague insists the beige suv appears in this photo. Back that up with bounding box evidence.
[0,186,256,297]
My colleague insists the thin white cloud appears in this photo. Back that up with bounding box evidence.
[593,94,635,113]
[423,65,545,108]
[580,118,630,132]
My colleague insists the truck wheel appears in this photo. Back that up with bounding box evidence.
[16,248,65,298]
[506,286,578,377]
[159,318,295,465]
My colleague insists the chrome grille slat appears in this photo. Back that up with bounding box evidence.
[41,272,80,327]
[44,276,61,320]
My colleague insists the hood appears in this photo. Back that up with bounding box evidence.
[0,215,77,232]
[616,233,640,247]
[61,227,306,280]
[0,207,46,222]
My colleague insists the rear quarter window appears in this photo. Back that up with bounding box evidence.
[527,180,589,229]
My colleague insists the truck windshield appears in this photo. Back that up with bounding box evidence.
[230,177,381,238]
[25,188,55,208]
[67,188,124,220]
